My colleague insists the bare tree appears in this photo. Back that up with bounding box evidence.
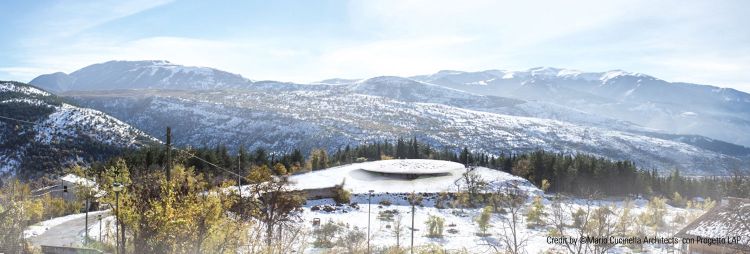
[496,184,530,254]
[391,213,406,249]
[462,171,488,207]
[548,194,591,254]
[246,169,306,248]
[586,205,622,254]
[247,219,310,254]
[547,193,626,254]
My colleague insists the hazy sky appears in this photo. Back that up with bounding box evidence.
[1,0,749,91]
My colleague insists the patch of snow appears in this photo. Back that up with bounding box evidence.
[85,214,117,245]
[0,154,20,175]
[0,82,50,96]
[34,103,157,147]
[0,98,49,106]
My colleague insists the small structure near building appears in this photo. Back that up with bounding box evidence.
[31,174,104,211]
[675,197,750,254]
[41,245,103,254]
[312,218,321,227]
[302,185,343,200]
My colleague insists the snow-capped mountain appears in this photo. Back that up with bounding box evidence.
[412,67,750,147]
[32,60,750,175]
[0,81,157,179]
[30,60,253,92]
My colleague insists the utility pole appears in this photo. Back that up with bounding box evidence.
[84,169,91,245]
[166,127,172,182]
[84,197,89,244]
[238,152,242,198]
[410,201,415,254]
[367,190,374,254]
[98,214,102,242]
[113,182,124,254]
[115,191,119,254]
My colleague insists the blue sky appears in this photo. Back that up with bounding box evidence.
[1,0,749,91]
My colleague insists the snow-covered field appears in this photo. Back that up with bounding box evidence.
[298,196,689,253]
[288,160,692,253]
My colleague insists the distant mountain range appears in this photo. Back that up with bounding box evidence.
[31,60,252,91]
[23,60,750,175]
[410,68,750,147]
[0,81,157,179]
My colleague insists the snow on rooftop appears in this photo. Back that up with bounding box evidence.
[678,198,750,249]
[288,159,540,195]
[358,159,462,174]
[61,173,97,188]
[60,173,107,197]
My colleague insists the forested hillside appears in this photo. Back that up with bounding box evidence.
[0,81,157,179]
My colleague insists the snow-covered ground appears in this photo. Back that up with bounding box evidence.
[86,214,118,245]
[24,210,109,238]
[299,196,690,253]
[285,160,693,253]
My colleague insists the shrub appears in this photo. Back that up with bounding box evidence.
[333,187,351,204]
[424,215,445,238]
[378,209,399,221]
[475,205,492,235]
[525,196,546,228]
[313,221,344,248]
[337,226,366,253]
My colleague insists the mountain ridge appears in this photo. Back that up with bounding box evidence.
[27,60,750,175]
[30,60,254,92]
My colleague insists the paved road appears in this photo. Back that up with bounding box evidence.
[28,211,109,248]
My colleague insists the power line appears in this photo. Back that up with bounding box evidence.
[0,114,36,125]
[173,148,251,182]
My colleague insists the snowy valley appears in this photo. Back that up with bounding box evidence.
[42,60,750,175]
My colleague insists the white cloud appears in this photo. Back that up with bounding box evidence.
[0,67,59,79]
[316,36,477,78]
[347,0,640,47]
[2,0,749,92]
